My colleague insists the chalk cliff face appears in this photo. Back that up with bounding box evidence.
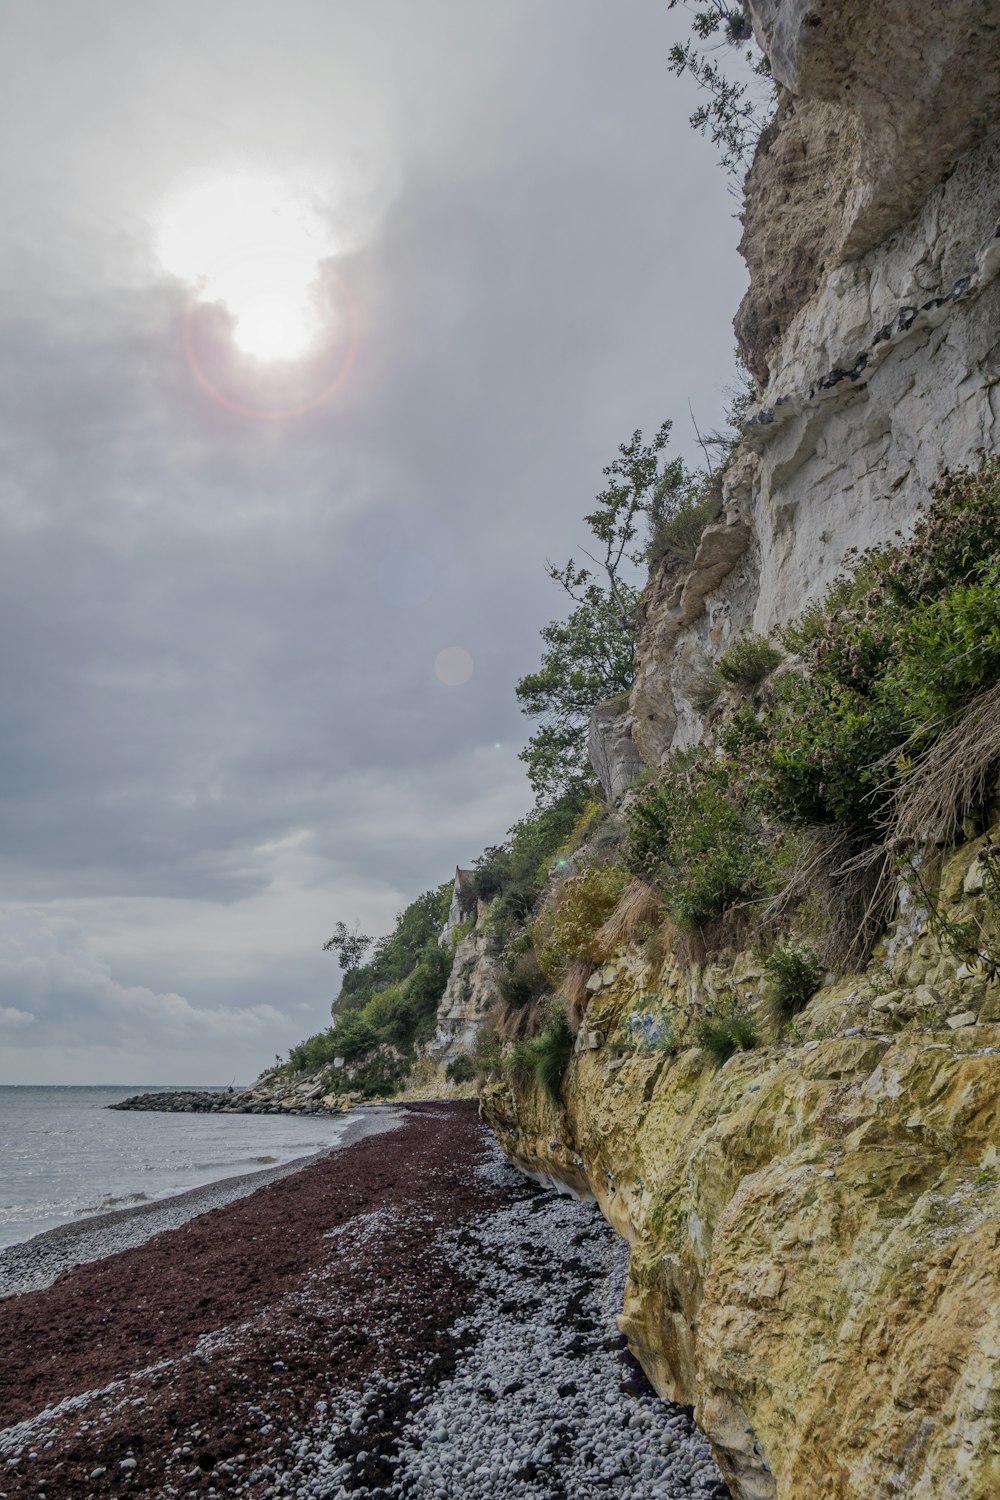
[427,920,501,1064]
[629,0,1000,768]
[482,835,1000,1500]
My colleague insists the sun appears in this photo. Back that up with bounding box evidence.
[156,176,335,362]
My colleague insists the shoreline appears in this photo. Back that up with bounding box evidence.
[0,1101,727,1499]
[0,1103,405,1300]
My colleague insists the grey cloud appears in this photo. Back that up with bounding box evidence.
[0,1,748,1081]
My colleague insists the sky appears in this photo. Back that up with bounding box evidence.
[0,1,749,1084]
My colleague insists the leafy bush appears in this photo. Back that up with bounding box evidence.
[534,865,630,980]
[498,940,550,1011]
[624,748,770,924]
[716,636,783,691]
[758,459,1000,833]
[763,942,824,1028]
[695,997,759,1066]
[446,1054,476,1084]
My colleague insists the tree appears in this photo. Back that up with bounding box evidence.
[322,920,373,972]
[667,0,773,176]
[516,423,677,804]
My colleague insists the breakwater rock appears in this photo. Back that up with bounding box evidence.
[109,1079,361,1117]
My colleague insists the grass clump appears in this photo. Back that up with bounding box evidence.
[695,996,759,1066]
[716,635,782,691]
[501,1001,575,1107]
[763,942,824,1028]
[533,1005,575,1106]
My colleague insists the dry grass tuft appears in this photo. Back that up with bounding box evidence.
[497,996,545,1041]
[762,825,894,972]
[595,880,664,957]
[894,682,1000,847]
[557,959,594,1034]
[642,919,675,973]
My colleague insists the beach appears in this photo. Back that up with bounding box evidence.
[0,1101,727,1499]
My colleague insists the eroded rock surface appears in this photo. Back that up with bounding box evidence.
[481,835,1000,1500]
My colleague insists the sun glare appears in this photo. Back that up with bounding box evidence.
[157,176,335,362]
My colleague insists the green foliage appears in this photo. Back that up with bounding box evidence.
[756,461,1000,832]
[667,1,774,176]
[476,788,591,949]
[716,636,783,691]
[517,597,635,803]
[624,748,770,925]
[695,996,759,1066]
[534,865,630,980]
[623,462,1000,953]
[646,457,722,571]
[471,1017,505,1083]
[501,1001,575,1107]
[338,885,451,1012]
[505,1038,539,1085]
[518,423,679,805]
[445,1053,476,1085]
[286,886,454,1097]
[322,920,373,972]
[497,941,550,1011]
[763,942,824,1027]
[533,1005,575,1107]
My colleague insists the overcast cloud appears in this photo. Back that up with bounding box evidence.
[0,1,748,1083]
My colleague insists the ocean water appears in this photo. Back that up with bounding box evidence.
[0,1085,352,1249]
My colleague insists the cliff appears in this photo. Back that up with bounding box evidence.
[481,832,1000,1498]
[479,3,1000,1497]
[628,0,1000,769]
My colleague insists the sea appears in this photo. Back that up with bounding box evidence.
[0,1085,353,1250]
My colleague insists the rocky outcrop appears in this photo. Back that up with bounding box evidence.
[628,2,1000,773]
[441,866,477,945]
[587,695,644,801]
[111,1074,361,1116]
[481,833,1000,1500]
[426,922,501,1063]
[740,0,1000,383]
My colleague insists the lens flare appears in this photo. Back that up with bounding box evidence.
[434,647,474,686]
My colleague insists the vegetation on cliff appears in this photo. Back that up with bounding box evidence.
[481,458,1000,1107]
[280,884,454,1097]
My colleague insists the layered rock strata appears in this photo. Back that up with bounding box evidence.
[481,835,1000,1500]
[627,1,1000,769]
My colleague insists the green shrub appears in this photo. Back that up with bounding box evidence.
[534,865,630,980]
[646,461,722,571]
[501,1001,574,1106]
[446,1054,476,1084]
[624,748,770,924]
[763,942,824,1027]
[505,1039,539,1085]
[498,942,550,1010]
[471,1017,505,1083]
[533,1004,575,1107]
[695,996,759,1066]
[716,635,783,691]
[761,459,1000,833]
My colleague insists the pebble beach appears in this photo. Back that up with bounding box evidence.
[0,1101,728,1499]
